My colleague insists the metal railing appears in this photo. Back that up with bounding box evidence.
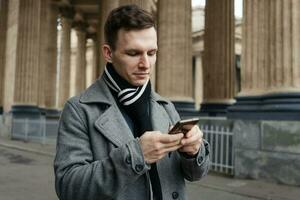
[200,124,234,175]
[10,117,234,174]
[11,117,58,144]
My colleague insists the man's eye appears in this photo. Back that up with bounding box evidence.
[148,51,156,56]
[127,52,138,56]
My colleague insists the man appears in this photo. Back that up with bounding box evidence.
[54,5,209,200]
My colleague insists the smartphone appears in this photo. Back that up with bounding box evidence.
[168,118,200,134]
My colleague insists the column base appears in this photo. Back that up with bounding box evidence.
[1,105,60,143]
[9,105,45,142]
[172,101,198,119]
[11,105,43,118]
[40,108,61,119]
[228,93,300,120]
[41,108,61,141]
[199,103,232,117]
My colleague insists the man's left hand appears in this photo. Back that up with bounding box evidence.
[178,125,203,156]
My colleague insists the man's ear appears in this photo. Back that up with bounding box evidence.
[102,44,113,63]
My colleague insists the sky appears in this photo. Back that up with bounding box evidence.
[192,0,243,18]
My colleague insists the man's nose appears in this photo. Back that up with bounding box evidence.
[138,54,150,68]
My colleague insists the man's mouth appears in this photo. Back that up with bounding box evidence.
[134,73,149,78]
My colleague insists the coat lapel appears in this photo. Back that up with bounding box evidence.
[80,77,134,147]
[94,104,134,147]
[96,96,171,147]
[150,98,171,134]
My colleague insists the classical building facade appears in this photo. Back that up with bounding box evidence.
[0,0,300,186]
[192,5,242,111]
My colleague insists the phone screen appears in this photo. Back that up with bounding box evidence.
[168,118,199,134]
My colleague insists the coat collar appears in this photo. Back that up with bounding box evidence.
[81,76,171,147]
[79,77,113,105]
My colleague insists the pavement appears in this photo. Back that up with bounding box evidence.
[0,137,299,200]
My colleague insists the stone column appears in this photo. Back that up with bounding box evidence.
[69,29,77,97]
[37,0,49,110]
[239,0,269,96]
[98,0,119,75]
[72,22,87,95]
[36,0,59,117]
[3,0,43,112]
[230,0,300,186]
[194,56,203,110]
[91,38,98,82]
[228,0,300,120]
[156,0,193,115]
[44,3,59,110]
[0,0,8,113]
[242,0,300,94]
[57,7,73,109]
[201,0,235,115]
[119,0,152,11]
[86,35,98,87]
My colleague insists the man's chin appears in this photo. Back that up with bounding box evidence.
[132,79,148,87]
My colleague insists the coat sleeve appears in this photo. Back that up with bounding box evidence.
[179,139,210,181]
[54,100,150,200]
[163,101,210,182]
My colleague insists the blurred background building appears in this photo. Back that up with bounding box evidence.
[0,0,300,187]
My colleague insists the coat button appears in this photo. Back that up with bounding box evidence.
[198,156,204,163]
[172,191,179,199]
[135,164,144,172]
[125,156,131,164]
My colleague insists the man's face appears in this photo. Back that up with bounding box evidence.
[109,27,157,86]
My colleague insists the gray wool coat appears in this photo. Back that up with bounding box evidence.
[54,76,210,200]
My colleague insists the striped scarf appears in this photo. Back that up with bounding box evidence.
[103,63,150,107]
[103,63,162,200]
[103,63,152,137]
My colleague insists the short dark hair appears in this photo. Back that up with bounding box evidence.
[104,4,155,50]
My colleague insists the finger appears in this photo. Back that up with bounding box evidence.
[182,138,202,147]
[159,133,184,143]
[184,126,196,138]
[183,126,203,144]
[185,125,202,138]
[162,144,183,154]
[147,144,182,163]
[154,143,183,156]
[161,139,182,148]
[182,139,202,148]
[150,139,182,153]
[182,137,203,147]
[178,144,200,154]
[184,125,196,138]
[181,131,201,145]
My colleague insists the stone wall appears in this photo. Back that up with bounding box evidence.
[0,114,12,138]
[233,120,300,186]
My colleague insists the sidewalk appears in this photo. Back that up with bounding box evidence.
[188,173,300,200]
[0,136,56,157]
[0,137,299,200]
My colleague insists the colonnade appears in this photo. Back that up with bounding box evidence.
[0,0,195,114]
[0,0,299,120]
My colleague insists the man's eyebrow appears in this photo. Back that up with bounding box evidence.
[124,48,158,52]
[124,49,141,52]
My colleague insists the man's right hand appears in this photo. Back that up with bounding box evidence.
[138,131,184,164]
